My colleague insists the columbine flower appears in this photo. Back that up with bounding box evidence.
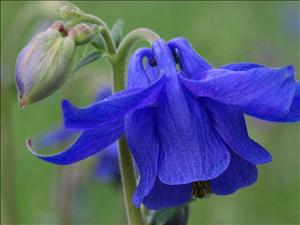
[16,21,75,107]
[29,37,300,210]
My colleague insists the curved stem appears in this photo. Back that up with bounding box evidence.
[114,28,160,91]
[111,28,159,225]
[66,13,116,55]
[118,28,160,57]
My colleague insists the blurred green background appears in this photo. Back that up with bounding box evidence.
[1,1,299,224]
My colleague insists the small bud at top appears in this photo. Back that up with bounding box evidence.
[15,21,76,107]
[59,3,82,20]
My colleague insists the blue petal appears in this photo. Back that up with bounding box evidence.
[203,98,272,165]
[168,37,212,79]
[152,40,229,183]
[145,59,159,82]
[63,75,167,129]
[125,107,159,207]
[219,62,300,122]
[27,120,124,165]
[94,87,112,102]
[219,62,265,71]
[32,126,77,150]
[180,65,296,118]
[127,48,153,88]
[142,178,192,210]
[211,150,258,195]
[248,82,300,122]
[152,39,177,77]
[157,74,230,185]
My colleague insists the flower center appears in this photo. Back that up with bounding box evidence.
[149,49,179,67]
[192,181,212,198]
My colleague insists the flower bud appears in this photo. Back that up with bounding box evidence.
[91,33,105,50]
[73,23,95,45]
[16,21,75,107]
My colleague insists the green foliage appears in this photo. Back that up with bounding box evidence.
[73,51,102,73]
[148,206,188,225]
[111,19,124,48]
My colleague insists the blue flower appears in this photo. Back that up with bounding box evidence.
[29,37,300,210]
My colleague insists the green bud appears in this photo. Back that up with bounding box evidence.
[91,33,105,50]
[16,21,75,107]
[73,23,95,45]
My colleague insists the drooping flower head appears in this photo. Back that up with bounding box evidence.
[29,37,300,210]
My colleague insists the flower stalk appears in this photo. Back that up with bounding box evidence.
[116,136,144,225]
[113,28,160,91]
[76,12,160,224]
[110,28,159,225]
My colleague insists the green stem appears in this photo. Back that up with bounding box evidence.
[118,28,160,60]
[117,136,144,225]
[111,28,159,225]
[114,28,160,91]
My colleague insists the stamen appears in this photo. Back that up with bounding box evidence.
[172,50,180,64]
[149,58,157,67]
[192,181,212,198]
[149,50,179,67]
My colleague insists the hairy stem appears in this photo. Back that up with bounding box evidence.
[117,28,160,61]
[116,136,144,225]
[111,28,160,225]
[114,28,159,88]
[95,22,160,224]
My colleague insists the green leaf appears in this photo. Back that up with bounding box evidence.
[148,208,179,225]
[73,51,102,72]
[111,19,124,48]
[148,206,189,225]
